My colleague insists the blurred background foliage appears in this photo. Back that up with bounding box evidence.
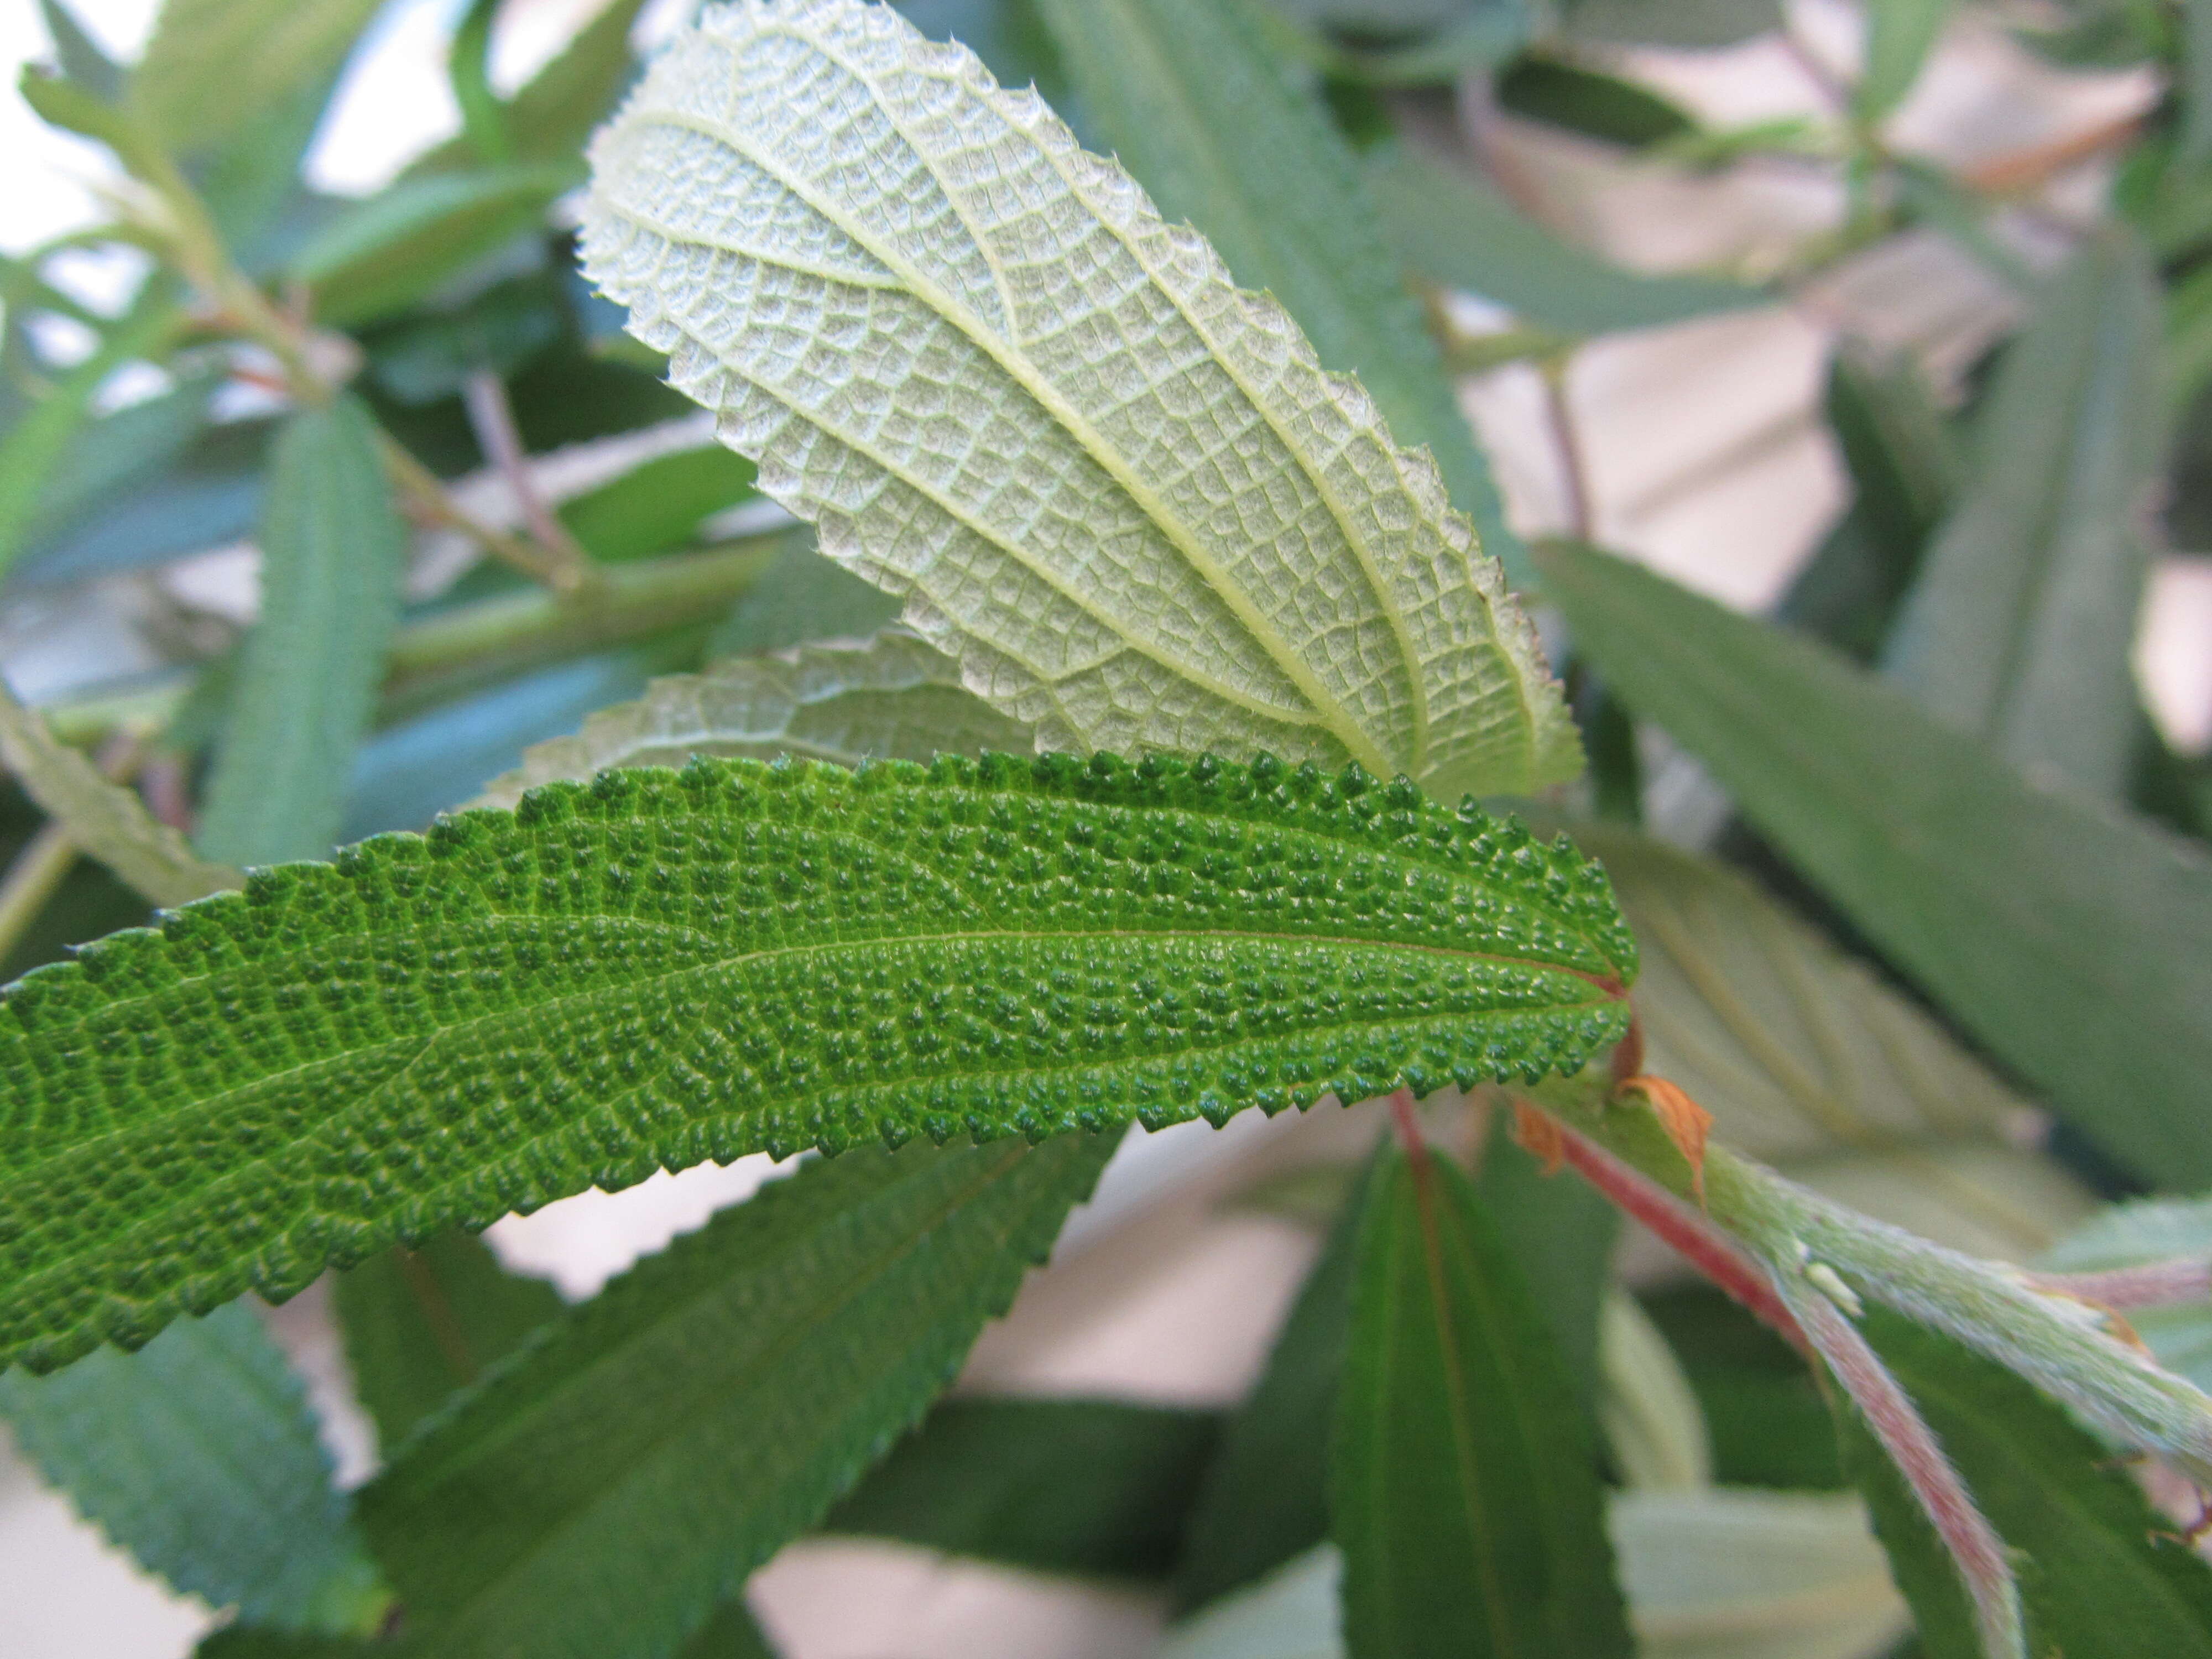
[4,0,2212,1655]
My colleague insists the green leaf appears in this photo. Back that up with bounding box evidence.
[1640,1285,1843,1490]
[1610,1488,1909,1658]
[0,284,181,582]
[1494,54,1698,146]
[1164,1545,1345,1659]
[1366,145,1762,337]
[471,633,1034,808]
[357,1133,1112,1659]
[2043,1198,2212,1392]
[1332,1142,1634,1659]
[1536,536,2212,1192]
[1884,230,2164,798]
[0,751,1634,1374]
[822,1395,1220,1578]
[1577,826,2093,1261]
[706,530,904,658]
[37,0,124,102]
[413,0,654,174]
[1029,0,1531,589]
[450,0,513,165]
[2184,0,2212,162]
[24,360,223,551]
[675,1601,781,1658]
[289,164,580,329]
[332,1230,564,1452]
[1780,347,1961,660]
[1473,1106,1619,1408]
[1841,1312,2212,1659]
[556,445,759,564]
[1554,0,1781,48]
[0,1302,387,1631]
[1857,0,1954,123]
[582,0,1579,798]
[0,679,242,906]
[134,0,382,154]
[196,393,408,867]
[1177,1164,1363,1613]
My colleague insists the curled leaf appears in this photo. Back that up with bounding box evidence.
[1619,1074,1714,1206]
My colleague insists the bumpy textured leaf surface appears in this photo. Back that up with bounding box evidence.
[196,393,408,868]
[1332,1144,1634,1659]
[0,680,242,907]
[1581,826,2094,1261]
[1539,536,2212,1191]
[1842,1313,2212,1659]
[1884,230,2163,798]
[822,1395,1219,1578]
[332,1230,564,1453]
[0,1302,386,1631]
[1029,0,1530,586]
[0,752,1633,1373]
[581,0,1578,797]
[472,632,1032,808]
[359,1134,1111,1659]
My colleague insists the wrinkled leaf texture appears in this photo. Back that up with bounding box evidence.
[581,0,1579,799]
[0,752,1633,1373]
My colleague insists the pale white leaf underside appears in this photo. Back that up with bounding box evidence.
[581,0,1578,796]
[469,630,1031,808]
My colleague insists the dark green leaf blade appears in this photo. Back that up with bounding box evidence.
[1030,0,1531,587]
[196,392,407,867]
[1884,230,2164,797]
[0,1302,387,1632]
[332,1231,564,1452]
[1332,1143,1633,1659]
[359,1133,1113,1659]
[1176,1170,1363,1613]
[822,1395,1219,1579]
[0,752,1634,1374]
[1842,1312,2212,1659]
[1366,145,1763,337]
[1537,536,2212,1191]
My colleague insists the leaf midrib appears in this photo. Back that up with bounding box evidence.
[626,44,1406,778]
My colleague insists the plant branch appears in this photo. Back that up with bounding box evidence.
[1771,1265,2027,1659]
[460,371,598,594]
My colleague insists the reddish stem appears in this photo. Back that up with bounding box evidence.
[2028,1261,2212,1311]
[1543,1110,1807,1352]
[1388,1087,1431,1171]
[1778,1275,2023,1657]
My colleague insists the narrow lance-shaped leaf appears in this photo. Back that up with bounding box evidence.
[1028,0,1533,588]
[471,631,1034,808]
[1856,0,1955,124]
[1176,1156,1364,1613]
[0,681,242,907]
[581,0,1580,799]
[358,1133,1114,1659]
[331,1229,564,1452]
[1884,229,2164,799]
[1536,536,2212,1191]
[133,0,383,154]
[1840,1312,2212,1659]
[820,1395,1220,1580]
[1365,145,1764,338]
[0,1302,388,1633]
[0,752,1634,1373]
[36,0,124,102]
[1332,1140,1635,1658]
[196,392,407,868]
